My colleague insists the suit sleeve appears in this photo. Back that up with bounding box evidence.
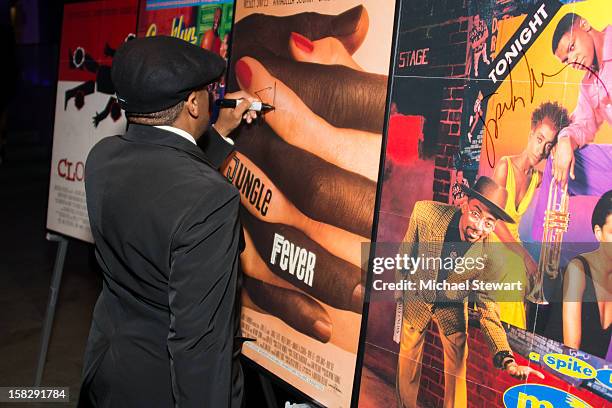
[199,125,235,168]
[167,189,241,408]
[474,251,512,358]
[395,203,420,300]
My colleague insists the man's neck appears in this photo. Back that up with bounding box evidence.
[515,152,533,175]
[155,125,197,145]
[170,120,199,141]
[592,29,605,72]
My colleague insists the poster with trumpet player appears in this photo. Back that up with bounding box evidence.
[470,0,612,353]
[453,0,612,405]
[357,0,611,407]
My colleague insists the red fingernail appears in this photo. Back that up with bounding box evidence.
[235,60,252,89]
[291,32,314,53]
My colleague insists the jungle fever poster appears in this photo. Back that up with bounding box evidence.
[358,0,612,407]
[223,1,395,407]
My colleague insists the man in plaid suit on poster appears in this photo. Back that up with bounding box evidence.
[395,176,543,408]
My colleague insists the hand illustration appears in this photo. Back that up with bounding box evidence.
[92,112,103,128]
[239,214,364,347]
[226,6,386,343]
[228,6,387,181]
[504,361,545,381]
[523,253,538,279]
[242,274,333,343]
[237,123,377,238]
[222,150,365,267]
[240,208,364,312]
[552,136,576,188]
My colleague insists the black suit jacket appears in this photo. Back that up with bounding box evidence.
[78,124,242,408]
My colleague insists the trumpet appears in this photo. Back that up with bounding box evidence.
[526,180,569,304]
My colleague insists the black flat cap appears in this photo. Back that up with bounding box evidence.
[111,36,225,114]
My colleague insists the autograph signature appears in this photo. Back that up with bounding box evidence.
[253,82,276,110]
[478,53,605,168]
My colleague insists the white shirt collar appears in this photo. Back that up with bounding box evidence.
[154,125,196,145]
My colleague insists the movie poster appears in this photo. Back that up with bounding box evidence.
[358,0,611,407]
[137,0,234,116]
[223,1,396,406]
[46,0,138,242]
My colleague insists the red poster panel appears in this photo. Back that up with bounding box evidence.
[47,0,138,242]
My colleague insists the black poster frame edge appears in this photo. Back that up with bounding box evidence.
[349,0,403,406]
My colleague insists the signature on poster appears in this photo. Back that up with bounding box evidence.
[253,83,276,110]
[479,52,604,168]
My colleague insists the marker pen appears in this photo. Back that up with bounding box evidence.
[215,98,274,112]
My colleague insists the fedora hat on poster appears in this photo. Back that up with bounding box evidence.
[461,176,515,223]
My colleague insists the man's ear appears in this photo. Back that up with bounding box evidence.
[185,91,199,118]
[579,18,591,32]
[594,225,602,242]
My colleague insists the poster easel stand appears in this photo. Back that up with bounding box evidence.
[34,233,69,386]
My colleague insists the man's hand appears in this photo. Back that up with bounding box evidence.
[213,90,258,137]
[522,253,538,279]
[505,361,545,380]
[552,136,576,188]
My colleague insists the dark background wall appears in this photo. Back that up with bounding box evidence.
[3,0,69,149]
[400,0,469,204]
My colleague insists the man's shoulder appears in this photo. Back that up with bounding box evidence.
[413,200,456,218]
[85,136,127,181]
[87,134,123,161]
[86,132,236,198]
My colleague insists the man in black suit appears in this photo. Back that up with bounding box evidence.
[78,36,258,408]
